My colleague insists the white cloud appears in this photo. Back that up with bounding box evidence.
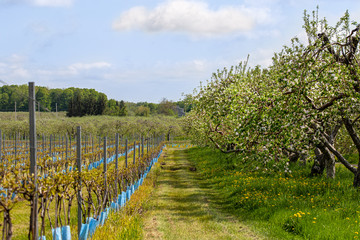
[250,48,274,67]
[0,57,112,86]
[112,0,271,37]
[0,54,31,81]
[36,62,112,77]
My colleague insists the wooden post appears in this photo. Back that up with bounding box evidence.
[98,136,101,151]
[29,82,38,240]
[103,137,107,209]
[14,101,16,121]
[133,141,136,165]
[125,138,128,168]
[14,133,17,160]
[141,136,144,158]
[65,134,68,172]
[138,139,140,159]
[146,138,148,155]
[0,130,2,159]
[61,136,64,161]
[91,135,94,155]
[49,134,52,159]
[115,133,119,199]
[76,126,82,237]
[85,135,87,154]
[42,134,45,158]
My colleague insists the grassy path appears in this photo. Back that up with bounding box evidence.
[143,148,262,240]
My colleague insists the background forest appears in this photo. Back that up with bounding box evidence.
[0,84,191,117]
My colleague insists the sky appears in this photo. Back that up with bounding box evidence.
[1,0,360,103]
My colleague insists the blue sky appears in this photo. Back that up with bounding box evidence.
[1,0,360,102]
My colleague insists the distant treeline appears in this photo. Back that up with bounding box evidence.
[0,84,191,117]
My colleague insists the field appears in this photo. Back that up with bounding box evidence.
[185,147,360,239]
[0,112,185,140]
[2,112,359,239]
[0,112,173,239]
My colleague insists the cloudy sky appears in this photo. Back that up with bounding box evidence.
[1,0,360,102]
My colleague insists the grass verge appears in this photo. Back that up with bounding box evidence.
[187,147,360,240]
[92,165,160,240]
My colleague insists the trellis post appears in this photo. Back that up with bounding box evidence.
[29,82,38,240]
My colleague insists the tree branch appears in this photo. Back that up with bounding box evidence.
[318,33,341,61]
[304,93,346,111]
[320,137,357,174]
[318,25,360,92]
[343,117,360,154]
[352,115,360,124]
[208,137,243,154]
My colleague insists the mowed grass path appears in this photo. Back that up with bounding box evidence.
[143,148,262,240]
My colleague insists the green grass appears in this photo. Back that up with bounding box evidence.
[187,147,360,240]
[142,147,262,240]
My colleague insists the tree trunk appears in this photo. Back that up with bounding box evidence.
[343,117,360,187]
[289,152,299,163]
[354,155,360,187]
[316,144,335,178]
[322,146,336,179]
[353,170,360,187]
[325,155,336,179]
[3,210,12,240]
[310,148,325,176]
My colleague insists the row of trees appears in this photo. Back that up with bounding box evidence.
[0,85,75,112]
[67,89,108,117]
[0,85,117,116]
[0,85,191,117]
[186,9,360,186]
[126,97,192,117]
[0,115,184,140]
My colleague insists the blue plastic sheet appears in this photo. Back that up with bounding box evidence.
[88,218,98,237]
[119,192,126,207]
[61,226,71,240]
[99,211,107,225]
[111,202,119,212]
[117,194,122,206]
[52,227,62,240]
[79,223,89,240]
